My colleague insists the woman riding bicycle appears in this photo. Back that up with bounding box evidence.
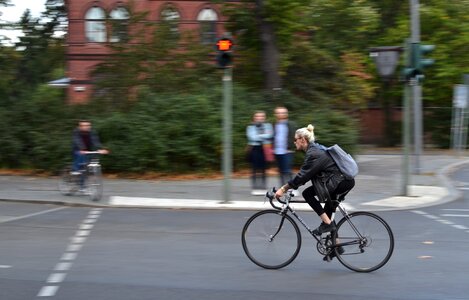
[275,124,355,235]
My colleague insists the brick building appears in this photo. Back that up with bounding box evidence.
[62,1,396,145]
[64,0,228,103]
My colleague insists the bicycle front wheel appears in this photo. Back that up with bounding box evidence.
[58,166,78,196]
[242,210,301,269]
[333,211,394,273]
[87,166,102,201]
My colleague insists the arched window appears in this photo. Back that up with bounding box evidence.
[85,7,106,43]
[161,5,180,41]
[109,7,129,42]
[197,8,217,44]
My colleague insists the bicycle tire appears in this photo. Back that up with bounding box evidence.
[333,211,394,273]
[242,210,301,269]
[58,166,78,196]
[87,165,102,201]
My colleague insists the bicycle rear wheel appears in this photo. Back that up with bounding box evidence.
[333,211,394,273]
[87,166,102,201]
[58,166,78,196]
[242,210,301,269]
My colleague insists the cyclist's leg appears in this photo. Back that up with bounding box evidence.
[302,186,323,215]
[72,151,85,172]
[326,179,356,260]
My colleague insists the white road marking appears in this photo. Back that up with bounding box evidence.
[441,214,469,218]
[54,262,72,271]
[437,219,454,225]
[0,265,12,268]
[70,236,87,244]
[0,207,66,223]
[413,210,469,233]
[60,252,77,261]
[79,224,94,230]
[38,208,103,298]
[37,286,59,297]
[83,218,97,224]
[75,230,90,237]
[46,273,67,284]
[66,244,83,252]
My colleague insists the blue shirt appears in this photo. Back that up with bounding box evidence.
[274,121,289,154]
[246,123,273,146]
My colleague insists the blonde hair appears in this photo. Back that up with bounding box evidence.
[295,124,315,143]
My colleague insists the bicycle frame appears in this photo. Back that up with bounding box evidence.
[266,190,368,253]
[267,191,336,247]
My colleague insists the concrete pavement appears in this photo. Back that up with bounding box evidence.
[1,152,468,212]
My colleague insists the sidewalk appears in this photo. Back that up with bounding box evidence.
[1,152,468,212]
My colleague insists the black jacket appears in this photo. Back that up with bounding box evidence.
[288,143,343,196]
[72,129,102,152]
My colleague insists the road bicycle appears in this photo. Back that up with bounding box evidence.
[58,151,103,202]
[241,188,394,272]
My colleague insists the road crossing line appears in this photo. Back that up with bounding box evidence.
[37,208,103,298]
[0,207,66,223]
[412,210,469,234]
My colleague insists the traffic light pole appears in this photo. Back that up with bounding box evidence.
[411,0,423,174]
[222,68,233,203]
[401,79,412,196]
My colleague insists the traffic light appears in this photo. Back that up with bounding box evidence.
[403,40,418,81]
[216,38,233,69]
[402,41,435,81]
[414,43,435,74]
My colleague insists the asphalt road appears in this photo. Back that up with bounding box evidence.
[0,166,468,300]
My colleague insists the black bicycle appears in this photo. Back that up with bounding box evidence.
[241,188,394,272]
[58,151,103,202]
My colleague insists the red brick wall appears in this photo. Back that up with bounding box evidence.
[358,108,402,144]
[66,0,228,103]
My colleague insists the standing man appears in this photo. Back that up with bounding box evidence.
[273,106,297,195]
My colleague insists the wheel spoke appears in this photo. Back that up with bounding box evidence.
[242,210,301,269]
[334,212,394,272]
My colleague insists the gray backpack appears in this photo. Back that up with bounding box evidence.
[326,144,359,180]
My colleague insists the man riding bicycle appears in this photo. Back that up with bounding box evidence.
[72,120,108,173]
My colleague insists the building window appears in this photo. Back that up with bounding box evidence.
[161,5,180,41]
[109,7,129,43]
[197,8,217,44]
[85,7,106,43]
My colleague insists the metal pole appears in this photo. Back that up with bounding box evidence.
[413,84,422,173]
[410,0,423,174]
[222,68,233,203]
[401,80,412,196]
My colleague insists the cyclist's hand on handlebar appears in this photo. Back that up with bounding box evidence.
[274,188,284,199]
[98,149,109,155]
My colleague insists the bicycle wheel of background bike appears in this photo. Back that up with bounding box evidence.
[333,211,394,273]
[58,166,77,196]
[242,210,301,269]
[87,167,102,201]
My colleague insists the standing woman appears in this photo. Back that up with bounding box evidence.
[246,111,273,195]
